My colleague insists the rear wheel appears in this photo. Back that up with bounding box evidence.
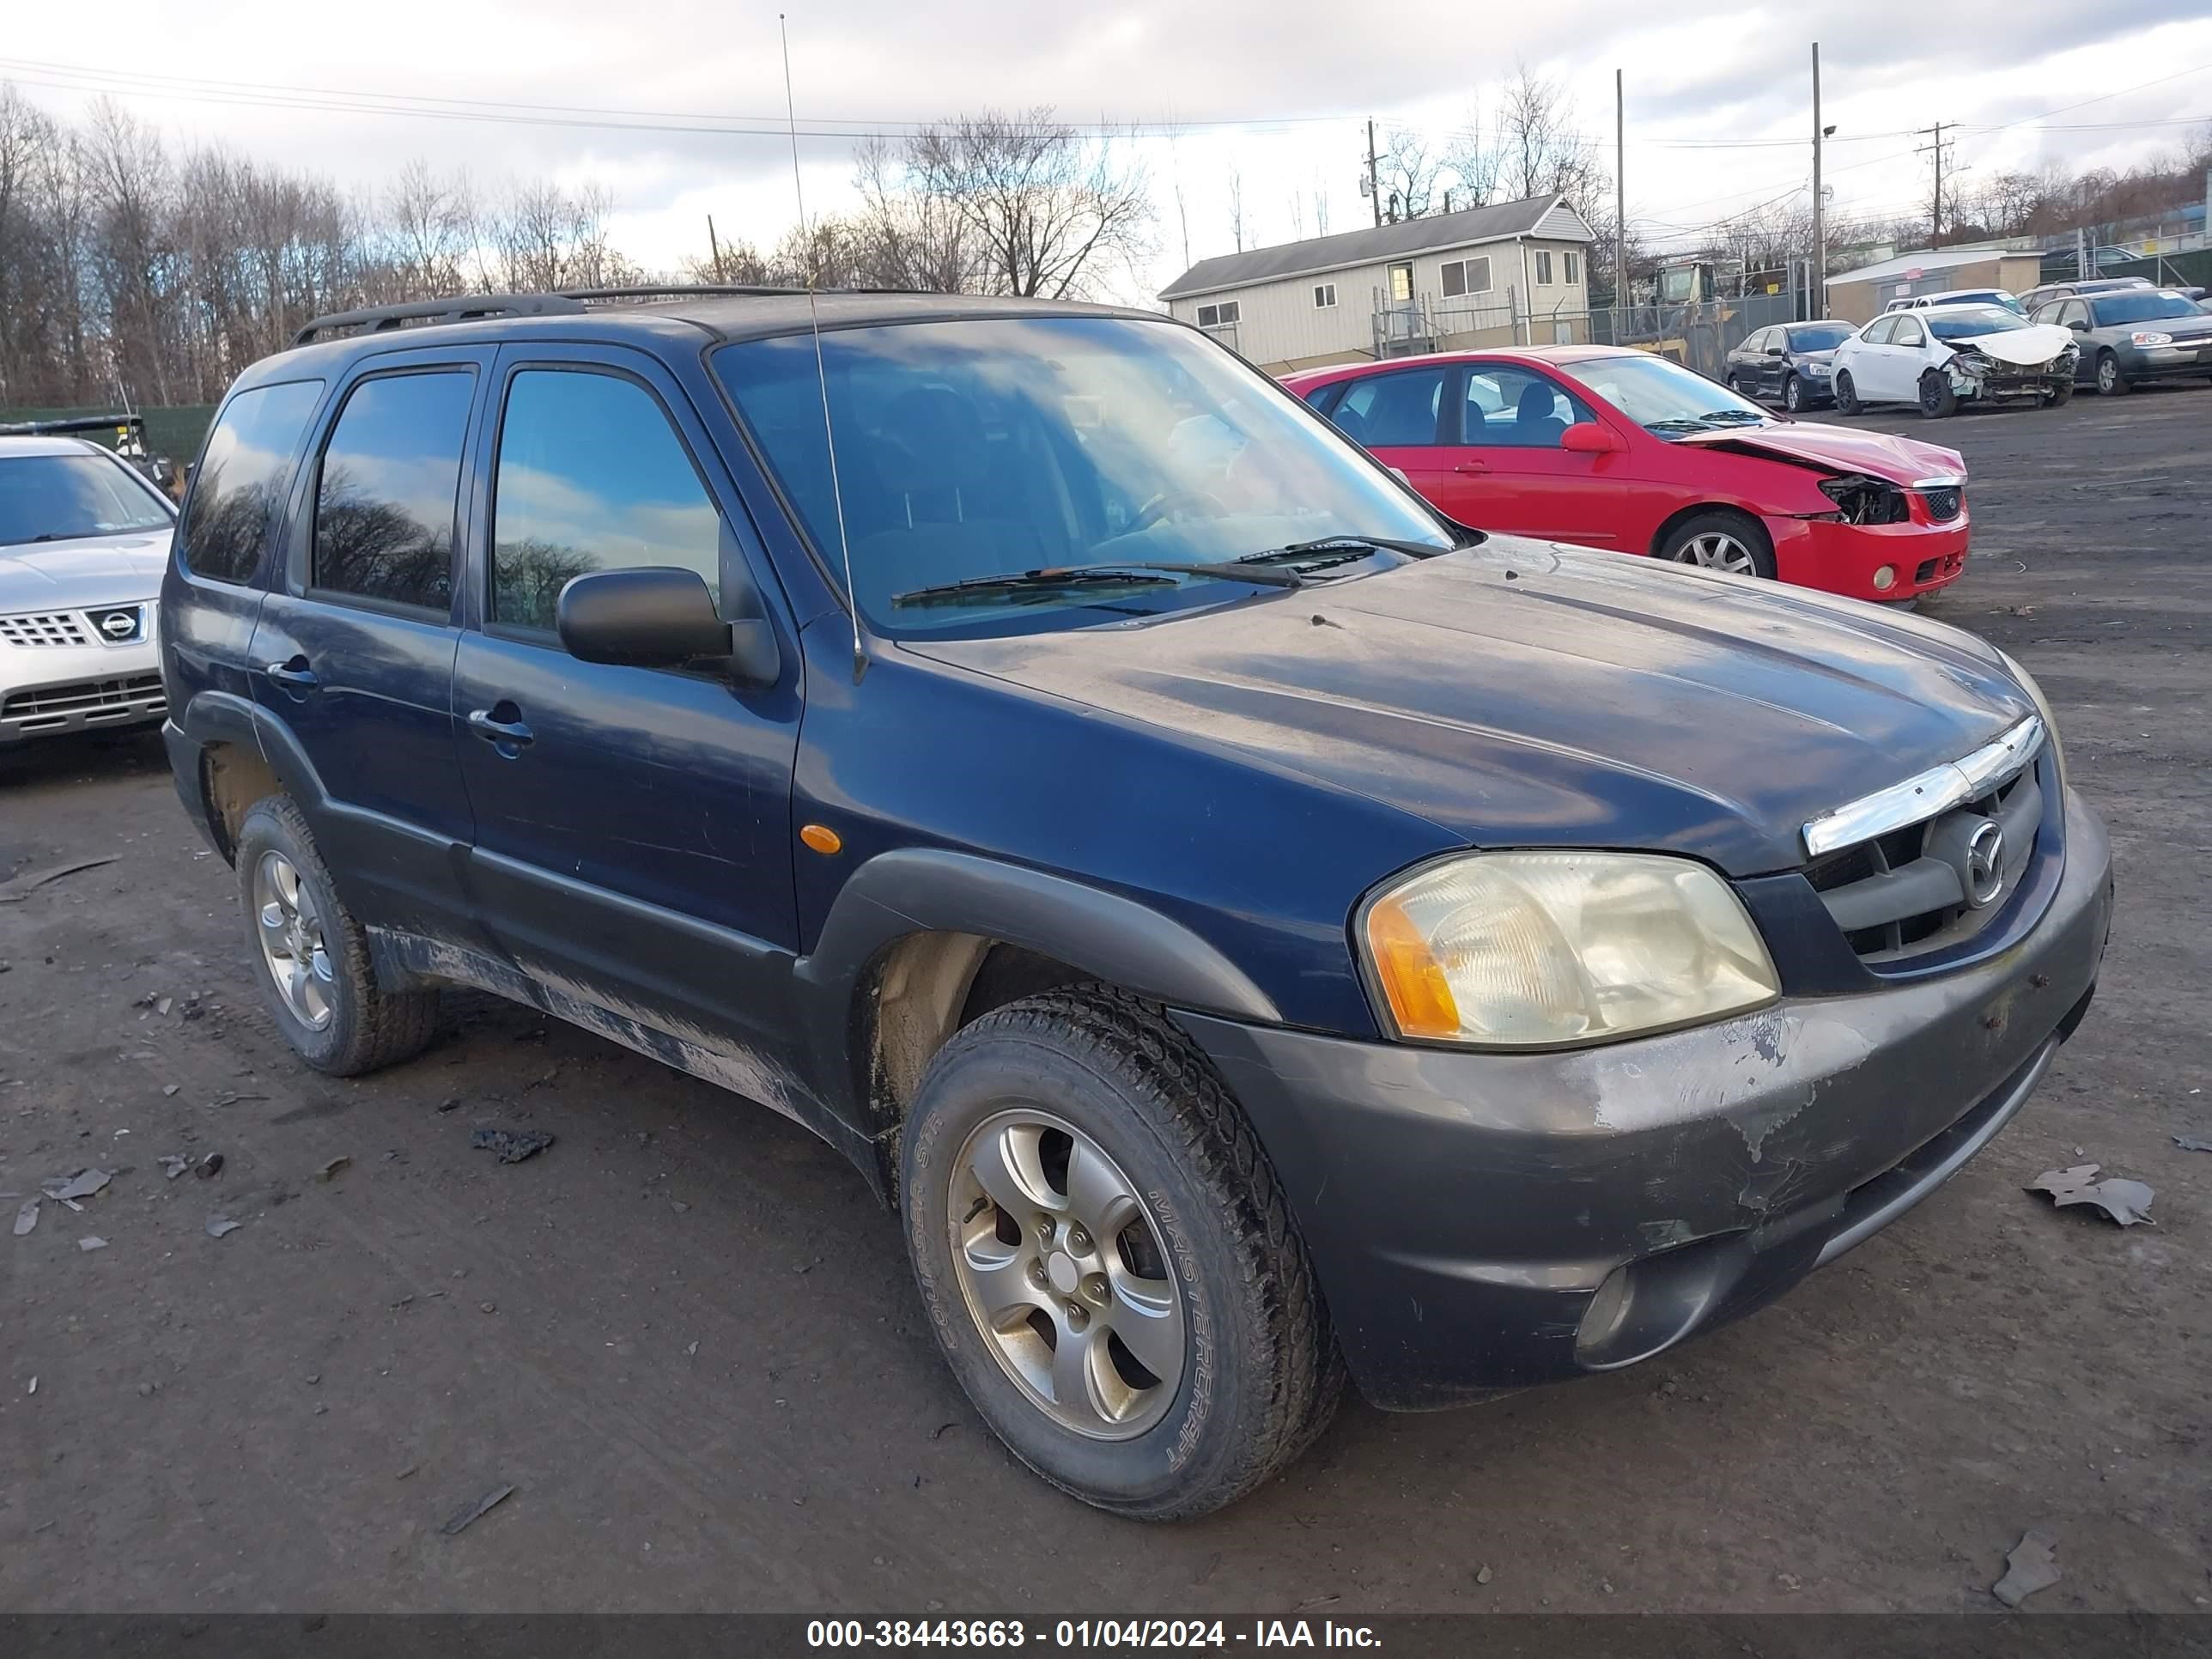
[902,988,1340,1519]
[234,797,441,1075]
[2094,350,2129,396]
[1833,369,1861,416]
[1917,371,1958,419]
[1656,510,1776,580]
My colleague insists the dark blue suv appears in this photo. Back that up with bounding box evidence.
[160,287,2112,1518]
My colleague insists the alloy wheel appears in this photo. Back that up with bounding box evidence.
[253,851,335,1030]
[2097,356,2119,394]
[1784,376,1804,412]
[947,1109,1186,1440]
[1672,532,1759,574]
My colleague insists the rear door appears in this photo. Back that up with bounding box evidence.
[450,342,805,1066]
[1321,362,1455,511]
[1436,362,1628,546]
[248,347,489,939]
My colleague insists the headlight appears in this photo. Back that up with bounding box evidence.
[1358,852,1779,1048]
[1803,361,1831,376]
[1996,649,2066,791]
[2130,331,2172,347]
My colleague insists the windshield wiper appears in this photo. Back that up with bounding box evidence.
[1643,417,1712,434]
[1237,533,1458,569]
[890,560,1303,609]
[1696,409,1769,425]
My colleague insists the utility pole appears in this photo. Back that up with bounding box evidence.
[1615,69,1627,313]
[1917,121,1952,244]
[1366,119,1382,228]
[707,215,723,278]
[1810,45,1825,319]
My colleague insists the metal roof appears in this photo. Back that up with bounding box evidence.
[1159,195,1580,301]
[1826,244,2037,288]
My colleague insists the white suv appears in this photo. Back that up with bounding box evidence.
[0,435,176,748]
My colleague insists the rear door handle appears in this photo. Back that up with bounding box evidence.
[1452,459,1490,475]
[263,659,318,691]
[466,708,535,748]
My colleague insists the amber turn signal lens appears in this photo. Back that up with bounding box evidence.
[1364,893,1462,1039]
[799,823,843,856]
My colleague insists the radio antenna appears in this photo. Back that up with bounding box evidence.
[779,13,864,678]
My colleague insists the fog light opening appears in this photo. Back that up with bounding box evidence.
[1872,564,1898,592]
[1575,1265,1633,1361]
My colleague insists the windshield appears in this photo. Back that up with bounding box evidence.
[715,316,1449,635]
[1928,308,2032,342]
[1787,324,1854,350]
[2091,293,2200,325]
[0,452,173,545]
[1552,352,1768,437]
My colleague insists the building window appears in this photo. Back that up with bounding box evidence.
[1195,301,1241,329]
[1313,283,1337,309]
[1440,256,1492,299]
[1564,251,1580,285]
[1534,250,1554,284]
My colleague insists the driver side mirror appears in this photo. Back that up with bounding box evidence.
[2066,319,2088,331]
[1559,422,1624,454]
[556,566,781,686]
[1765,343,1785,356]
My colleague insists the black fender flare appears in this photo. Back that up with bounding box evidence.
[793,848,1282,1115]
[176,690,331,812]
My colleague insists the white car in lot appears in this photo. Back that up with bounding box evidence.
[1,435,176,749]
[1832,303,2079,419]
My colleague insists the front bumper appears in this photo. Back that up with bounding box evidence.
[2116,341,2212,382]
[0,637,165,745]
[1179,787,2112,1411]
[1770,510,1969,604]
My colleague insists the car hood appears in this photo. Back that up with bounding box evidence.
[1949,324,2075,367]
[1674,420,1963,484]
[907,540,2033,876]
[0,531,172,611]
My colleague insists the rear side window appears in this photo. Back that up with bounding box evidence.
[489,369,721,634]
[312,371,474,612]
[1331,367,1445,447]
[181,380,325,583]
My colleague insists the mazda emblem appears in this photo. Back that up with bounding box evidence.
[1964,819,2006,908]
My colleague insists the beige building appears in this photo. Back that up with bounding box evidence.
[1159,195,1596,374]
[1824,244,2046,324]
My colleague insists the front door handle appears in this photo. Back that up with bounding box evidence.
[466,708,535,749]
[1452,459,1490,475]
[263,658,318,691]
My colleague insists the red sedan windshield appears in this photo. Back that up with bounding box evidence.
[1553,355,1771,438]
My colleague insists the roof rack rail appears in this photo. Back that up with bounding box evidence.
[292,294,587,348]
[562,283,806,303]
[0,412,148,440]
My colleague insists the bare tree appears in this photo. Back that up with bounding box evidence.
[1492,68,1607,210]
[1377,129,1447,222]
[848,137,972,290]
[1227,168,1247,251]
[904,109,1151,298]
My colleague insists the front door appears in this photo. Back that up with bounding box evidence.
[450,343,805,1069]
[248,347,491,938]
[1431,362,1628,547]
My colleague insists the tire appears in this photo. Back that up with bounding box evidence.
[1656,509,1777,580]
[1783,374,1806,414]
[234,796,441,1076]
[2045,380,2075,408]
[1917,371,1958,419]
[901,987,1340,1520]
[1727,374,1753,402]
[2094,350,2129,396]
[1833,369,1861,416]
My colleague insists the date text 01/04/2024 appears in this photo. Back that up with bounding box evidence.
[805,1620,1382,1648]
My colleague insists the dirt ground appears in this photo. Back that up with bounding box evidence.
[3,386,2208,1616]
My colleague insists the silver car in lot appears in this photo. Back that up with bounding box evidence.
[0,435,176,748]
[2030,289,2212,395]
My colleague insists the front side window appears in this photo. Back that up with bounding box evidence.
[181,379,325,583]
[1462,366,1593,449]
[1891,316,1926,347]
[0,453,172,547]
[313,371,473,612]
[715,316,1447,637]
[1554,352,1770,438]
[491,369,722,634]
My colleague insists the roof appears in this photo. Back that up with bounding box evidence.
[1826,244,2037,288]
[1160,195,1589,301]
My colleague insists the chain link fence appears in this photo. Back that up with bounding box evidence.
[1370,290,1798,381]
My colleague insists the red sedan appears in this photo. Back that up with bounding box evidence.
[1283,346,1970,603]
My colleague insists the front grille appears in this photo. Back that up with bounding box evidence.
[2,672,166,730]
[1805,755,2045,963]
[1920,487,1961,522]
[0,611,93,647]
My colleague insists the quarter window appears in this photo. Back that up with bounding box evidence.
[181,380,325,584]
[1313,283,1337,309]
[1195,301,1241,329]
[1440,256,1492,299]
[312,371,472,612]
[490,369,722,634]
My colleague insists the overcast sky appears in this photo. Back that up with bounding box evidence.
[5,0,2209,303]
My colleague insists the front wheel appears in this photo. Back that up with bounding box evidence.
[1918,371,1959,419]
[1832,369,1861,416]
[1783,374,1807,414]
[1656,510,1777,580]
[2094,351,2129,396]
[2045,380,2075,407]
[902,988,1340,1520]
